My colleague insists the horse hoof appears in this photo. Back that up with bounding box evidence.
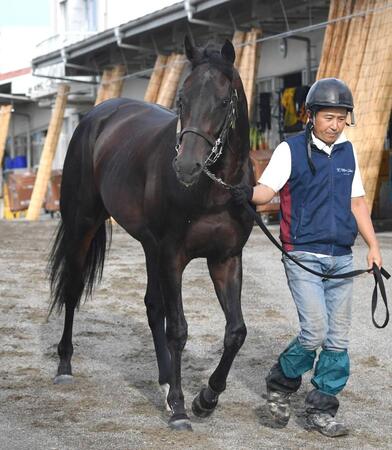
[168,417,193,431]
[192,391,216,418]
[53,374,74,385]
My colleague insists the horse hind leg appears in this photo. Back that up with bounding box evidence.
[49,210,110,384]
[192,255,247,418]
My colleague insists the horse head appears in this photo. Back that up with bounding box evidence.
[173,36,241,187]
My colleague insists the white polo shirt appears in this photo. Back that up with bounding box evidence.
[259,132,365,198]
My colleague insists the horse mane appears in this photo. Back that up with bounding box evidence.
[189,43,234,81]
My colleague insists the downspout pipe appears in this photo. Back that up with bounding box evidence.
[114,28,153,53]
[184,0,233,32]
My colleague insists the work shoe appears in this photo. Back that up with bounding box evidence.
[306,412,349,437]
[266,389,291,426]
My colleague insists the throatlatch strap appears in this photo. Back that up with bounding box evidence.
[241,201,390,329]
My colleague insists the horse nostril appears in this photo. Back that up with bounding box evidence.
[192,163,202,175]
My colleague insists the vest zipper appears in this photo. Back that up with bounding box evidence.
[329,152,336,247]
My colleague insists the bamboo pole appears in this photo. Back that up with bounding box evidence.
[0,104,12,167]
[26,84,70,220]
[156,53,186,108]
[144,55,168,103]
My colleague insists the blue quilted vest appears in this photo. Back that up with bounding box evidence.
[279,132,358,256]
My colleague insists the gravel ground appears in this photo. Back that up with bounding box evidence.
[0,219,391,450]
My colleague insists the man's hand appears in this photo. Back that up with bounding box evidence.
[367,245,382,270]
[231,183,253,205]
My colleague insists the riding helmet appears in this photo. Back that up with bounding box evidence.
[305,77,354,125]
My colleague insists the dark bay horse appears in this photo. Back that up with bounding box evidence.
[49,37,254,430]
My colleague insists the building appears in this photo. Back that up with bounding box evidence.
[0,0,391,219]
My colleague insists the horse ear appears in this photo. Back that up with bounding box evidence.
[184,35,195,61]
[221,39,235,64]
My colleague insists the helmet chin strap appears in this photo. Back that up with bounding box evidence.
[306,119,316,175]
[346,110,355,127]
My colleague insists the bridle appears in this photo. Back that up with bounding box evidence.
[175,87,239,170]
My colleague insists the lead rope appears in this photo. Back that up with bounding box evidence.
[202,168,390,328]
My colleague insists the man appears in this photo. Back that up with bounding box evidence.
[232,78,382,437]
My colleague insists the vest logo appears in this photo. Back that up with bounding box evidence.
[336,167,353,175]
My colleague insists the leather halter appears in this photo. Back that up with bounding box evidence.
[175,87,238,167]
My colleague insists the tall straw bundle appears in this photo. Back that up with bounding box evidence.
[317,0,392,210]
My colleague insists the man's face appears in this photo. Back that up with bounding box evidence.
[308,107,348,145]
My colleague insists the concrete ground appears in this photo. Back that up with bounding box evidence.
[0,219,391,450]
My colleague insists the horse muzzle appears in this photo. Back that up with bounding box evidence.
[172,156,203,187]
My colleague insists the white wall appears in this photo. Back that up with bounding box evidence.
[121,77,149,101]
[257,29,324,79]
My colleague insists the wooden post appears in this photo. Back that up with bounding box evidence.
[156,54,186,108]
[144,55,168,103]
[26,84,70,220]
[0,104,12,167]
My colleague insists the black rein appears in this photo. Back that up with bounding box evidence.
[201,163,391,329]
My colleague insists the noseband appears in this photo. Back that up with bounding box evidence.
[175,87,238,167]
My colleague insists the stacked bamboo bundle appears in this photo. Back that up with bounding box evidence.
[155,53,186,108]
[232,30,246,69]
[0,104,12,167]
[317,0,392,209]
[26,84,70,220]
[144,55,168,103]
[95,64,126,106]
[237,27,262,116]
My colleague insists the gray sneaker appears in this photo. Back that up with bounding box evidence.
[266,389,291,426]
[306,412,349,437]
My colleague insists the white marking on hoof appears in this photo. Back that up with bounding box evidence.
[53,374,74,385]
[160,383,171,411]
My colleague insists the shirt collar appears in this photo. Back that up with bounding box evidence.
[311,131,347,152]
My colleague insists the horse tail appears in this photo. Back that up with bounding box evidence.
[48,218,112,315]
[48,119,112,315]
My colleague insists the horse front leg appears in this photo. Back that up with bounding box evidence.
[159,243,191,430]
[192,254,247,418]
